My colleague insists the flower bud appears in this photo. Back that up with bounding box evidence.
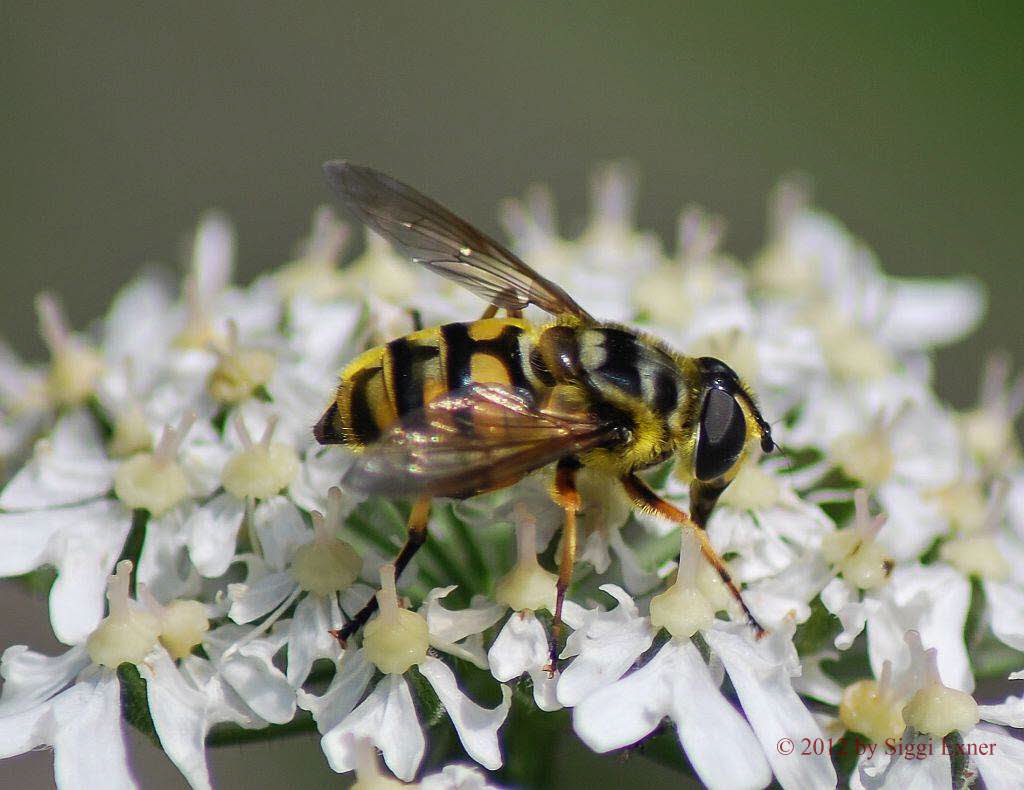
[291,489,361,596]
[822,490,893,590]
[493,515,557,613]
[838,662,905,743]
[114,413,195,515]
[159,599,210,660]
[207,321,276,404]
[36,293,104,405]
[86,561,161,668]
[222,415,298,500]
[649,527,715,638]
[363,565,429,675]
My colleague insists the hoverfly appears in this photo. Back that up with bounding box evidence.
[316,162,775,663]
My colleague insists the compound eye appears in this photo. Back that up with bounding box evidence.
[695,389,746,481]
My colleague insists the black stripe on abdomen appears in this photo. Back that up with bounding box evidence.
[387,337,438,416]
[496,325,531,393]
[441,323,474,390]
[347,367,382,445]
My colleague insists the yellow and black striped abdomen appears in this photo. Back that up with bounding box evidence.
[314,318,545,448]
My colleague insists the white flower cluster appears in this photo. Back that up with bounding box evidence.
[1,168,1022,789]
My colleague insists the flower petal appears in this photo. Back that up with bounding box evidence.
[850,732,949,790]
[103,274,176,370]
[820,577,875,650]
[0,695,51,758]
[217,639,296,724]
[252,496,309,570]
[288,447,358,515]
[178,654,267,730]
[48,500,132,645]
[418,656,510,771]
[965,723,1024,790]
[298,648,374,734]
[985,580,1024,652]
[667,639,772,790]
[0,509,65,577]
[0,411,114,510]
[51,669,137,789]
[420,763,501,790]
[185,492,246,578]
[320,674,425,782]
[141,649,216,790]
[867,564,972,692]
[138,506,201,603]
[705,622,837,789]
[228,572,296,624]
[557,585,653,707]
[422,587,507,645]
[486,612,560,711]
[879,277,984,350]
[421,587,506,669]
[0,644,89,717]
[978,693,1024,728]
[487,612,547,681]
[285,594,343,687]
[572,639,676,751]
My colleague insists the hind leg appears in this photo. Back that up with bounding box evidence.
[333,496,432,645]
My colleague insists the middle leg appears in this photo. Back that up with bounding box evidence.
[546,456,581,672]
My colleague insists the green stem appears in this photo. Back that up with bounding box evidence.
[206,711,318,746]
[119,663,160,748]
[119,509,149,596]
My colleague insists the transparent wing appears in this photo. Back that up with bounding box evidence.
[341,383,619,499]
[323,161,594,321]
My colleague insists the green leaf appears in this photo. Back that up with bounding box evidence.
[793,595,841,657]
[971,634,1024,679]
[495,682,568,787]
[16,565,57,596]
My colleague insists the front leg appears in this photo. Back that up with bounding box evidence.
[620,473,766,638]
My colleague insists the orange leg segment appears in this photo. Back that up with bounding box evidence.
[620,473,766,638]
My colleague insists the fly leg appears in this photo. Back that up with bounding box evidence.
[332,496,432,645]
[619,473,766,638]
[546,457,581,673]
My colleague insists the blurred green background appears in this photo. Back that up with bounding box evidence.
[2,2,1021,787]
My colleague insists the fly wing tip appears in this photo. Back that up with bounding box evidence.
[322,159,352,189]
